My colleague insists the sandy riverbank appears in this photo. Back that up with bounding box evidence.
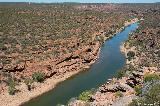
[0,56,99,106]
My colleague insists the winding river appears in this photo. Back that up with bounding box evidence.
[23,23,138,106]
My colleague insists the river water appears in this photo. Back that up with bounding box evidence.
[23,23,138,106]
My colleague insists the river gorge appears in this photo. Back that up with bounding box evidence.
[23,22,138,106]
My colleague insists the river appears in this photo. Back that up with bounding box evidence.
[23,22,138,106]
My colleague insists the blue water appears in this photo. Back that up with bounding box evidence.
[23,23,138,106]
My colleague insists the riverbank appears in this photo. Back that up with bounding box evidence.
[67,19,140,106]
[0,44,101,106]
[0,60,97,106]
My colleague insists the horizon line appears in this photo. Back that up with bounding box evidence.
[0,1,159,3]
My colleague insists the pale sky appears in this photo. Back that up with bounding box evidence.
[0,0,159,3]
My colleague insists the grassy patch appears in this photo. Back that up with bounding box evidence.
[144,73,160,82]
[130,84,160,106]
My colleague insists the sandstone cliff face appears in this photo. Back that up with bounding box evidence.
[0,41,100,79]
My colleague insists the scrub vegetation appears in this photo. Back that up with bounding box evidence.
[0,2,159,106]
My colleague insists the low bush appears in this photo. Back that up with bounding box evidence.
[32,71,45,83]
[8,78,16,95]
[115,91,123,97]
[127,51,135,61]
[78,90,92,102]
[116,70,126,78]
[134,85,142,96]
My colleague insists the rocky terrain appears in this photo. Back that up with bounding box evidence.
[68,3,160,106]
[0,3,132,106]
[0,3,123,80]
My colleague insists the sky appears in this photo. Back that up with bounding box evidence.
[0,0,159,3]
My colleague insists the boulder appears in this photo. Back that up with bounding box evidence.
[3,63,25,72]
[0,63,3,70]
[14,63,25,72]
[100,83,126,93]
[132,71,143,78]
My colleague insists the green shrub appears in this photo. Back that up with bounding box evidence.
[129,98,145,106]
[127,51,135,61]
[32,71,45,83]
[78,90,92,101]
[144,73,160,82]
[116,70,126,78]
[134,85,142,96]
[115,91,123,97]
[24,78,33,91]
[8,78,16,95]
